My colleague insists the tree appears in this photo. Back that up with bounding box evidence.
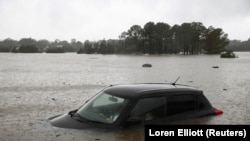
[126,25,143,53]
[176,22,207,55]
[190,22,206,54]
[75,41,83,52]
[18,38,39,53]
[0,38,18,52]
[169,24,181,54]
[179,23,193,55]
[71,39,77,51]
[46,39,65,53]
[18,45,39,53]
[143,22,156,54]
[36,39,50,52]
[60,40,74,52]
[203,26,229,54]
[117,31,128,53]
[106,39,116,54]
[226,39,250,51]
[19,38,37,46]
[98,39,107,54]
[154,22,171,54]
[81,40,94,54]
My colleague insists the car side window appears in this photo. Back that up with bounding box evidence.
[166,94,198,116]
[130,97,166,121]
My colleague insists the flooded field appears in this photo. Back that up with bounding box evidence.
[0,52,250,141]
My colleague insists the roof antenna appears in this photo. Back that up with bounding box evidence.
[172,76,180,86]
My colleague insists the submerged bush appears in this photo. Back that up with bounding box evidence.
[220,50,236,58]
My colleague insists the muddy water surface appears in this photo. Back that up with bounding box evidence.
[0,52,250,141]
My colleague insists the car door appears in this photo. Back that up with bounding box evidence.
[129,96,167,122]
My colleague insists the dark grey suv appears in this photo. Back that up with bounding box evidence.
[49,83,223,129]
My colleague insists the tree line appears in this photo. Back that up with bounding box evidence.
[226,39,250,51]
[0,21,233,54]
[115,22,230,54]
[0,38,82,53]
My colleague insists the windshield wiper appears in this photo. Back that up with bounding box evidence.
[71,113,87,123]
[71,112,104,124]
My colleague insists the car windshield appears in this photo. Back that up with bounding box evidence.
[76,91,129,124]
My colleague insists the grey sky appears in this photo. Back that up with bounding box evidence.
[0,0,249,42]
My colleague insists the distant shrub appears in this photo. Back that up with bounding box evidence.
[46,47,65,53]
[220,50,236,58]
[18,45,39,53]
[0,47,11,52]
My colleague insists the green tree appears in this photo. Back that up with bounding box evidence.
[18,45,39,53]
[18,38,39,53]
[190,22,206,54]
[179,23,193,55]
[47,39,65,53]
[169,24,181,54]
[143,22,156,54]
[71,39,77,51]
[98,39,107,54]
[60,40,74,52]
[154,22,171,54]
[19,38,37,46]
[0,38,19,52]
[81,40,94,54]
[203,26,229,54]
[106,39,116,54]
[75,41,83,52]
[126,25,143,53]
[117,31,128,53]
[226,39,250,51]
[36,39,50,52]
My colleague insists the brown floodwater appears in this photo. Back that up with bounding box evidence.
[0,52,250,141]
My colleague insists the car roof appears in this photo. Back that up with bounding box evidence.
[104,83,202,99]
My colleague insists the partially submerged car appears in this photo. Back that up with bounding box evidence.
[48,83,223,129]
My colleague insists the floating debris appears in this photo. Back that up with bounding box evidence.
[212,66,219,68]
[52,98,56,101]
[142,63,152,67]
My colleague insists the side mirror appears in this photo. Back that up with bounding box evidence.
[126,117,142,126]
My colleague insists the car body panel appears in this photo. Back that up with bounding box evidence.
[48,83,222,129]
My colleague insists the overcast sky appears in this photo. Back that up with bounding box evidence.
[0,0,249,42]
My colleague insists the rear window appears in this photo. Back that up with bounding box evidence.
[167,94,198,116]
[130,94,202,121]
